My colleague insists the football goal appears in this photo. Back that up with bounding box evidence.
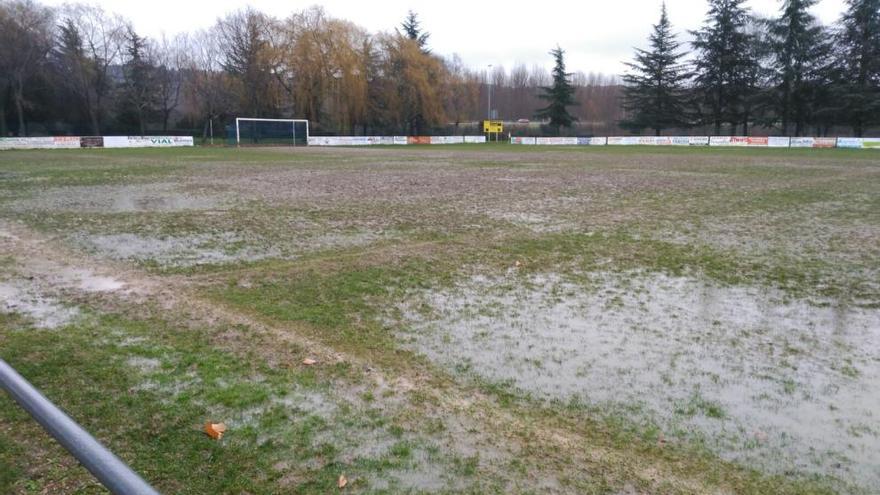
[234,118,309,147]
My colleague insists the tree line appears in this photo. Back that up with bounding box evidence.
[620,0,880,137]
[0,0,878,139]
[0,1,618,139]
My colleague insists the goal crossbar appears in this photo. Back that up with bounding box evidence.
[235,118,310,147]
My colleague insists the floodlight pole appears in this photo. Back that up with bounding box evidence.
[487,64,493,120]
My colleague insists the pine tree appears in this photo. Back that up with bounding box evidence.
[739,18,772,136]
[832,0,880,136]
[621,3,690,136]
[535,46,578,135]
[767,0,831,136]
[121,28,155,136]
[53,19,102,134]
[400,10,430,52]
[690,0,759,135]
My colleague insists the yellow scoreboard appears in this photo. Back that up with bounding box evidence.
[483,120,503,133]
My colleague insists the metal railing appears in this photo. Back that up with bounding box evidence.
[0,358,160,495]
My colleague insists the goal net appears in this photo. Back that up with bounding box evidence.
[233,118,309,146]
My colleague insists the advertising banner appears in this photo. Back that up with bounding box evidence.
[814,137,837,148]
[510,137,537,145]
[119,136,194,148]
[791,137,837,148]
[53,136,81,149]
[710,136,789,147]
[768,137,791,148]
[536,137,578,145]
[464,136,487,143]
[80,136,104,148]
[0,137,55,149]
[430,136,465,144]
[103,136,131,148]
[576,137,607,145]
[688,136,710,146]
[393,136,409,145]
[790,137,815,148]
[837,138,863,148]
[607,136,641,145]
[407,136,432,145]
[862,138,880,149]
[309,136,393,146]
[638,136,665,145]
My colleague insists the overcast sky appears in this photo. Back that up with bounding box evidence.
[40,0,848,75]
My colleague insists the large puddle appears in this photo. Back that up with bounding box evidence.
[396,271,880,488]
[76,230,385,268]
[0,283,79,329]
[0,262,126,328]
[10,183,222,213]
[77,232,278,268]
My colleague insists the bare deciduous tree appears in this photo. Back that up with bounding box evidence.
[154,33,186,132]
[54,4,126,134]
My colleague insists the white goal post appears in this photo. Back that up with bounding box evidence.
[235,118,310,147]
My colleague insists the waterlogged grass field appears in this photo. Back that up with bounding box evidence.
[1,145,879,494]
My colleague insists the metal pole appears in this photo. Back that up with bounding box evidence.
[0,358,161,495]
[209,118,214,146]
[235,118,240,147]
[487,64,493,120]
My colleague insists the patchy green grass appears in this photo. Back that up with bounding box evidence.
[2,145,878,494]
[0,308,492,494]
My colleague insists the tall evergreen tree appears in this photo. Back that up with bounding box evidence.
[400,10,430,52]
[739,18,774,136]
[767,0,831,136]
[219,8,275,117]
[621,3,690,136]
[690,0,759,135]
[53,18,98,133]
[535,46,578,135]
[831,0,880,136]
[121,28,155,135]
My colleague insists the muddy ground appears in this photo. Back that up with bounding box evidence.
[1,145,878,494]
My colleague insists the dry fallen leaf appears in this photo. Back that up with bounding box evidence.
[302,358,318,366]
[514,260,522,268]
[337,474,348,489]
[204,422,227,440]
